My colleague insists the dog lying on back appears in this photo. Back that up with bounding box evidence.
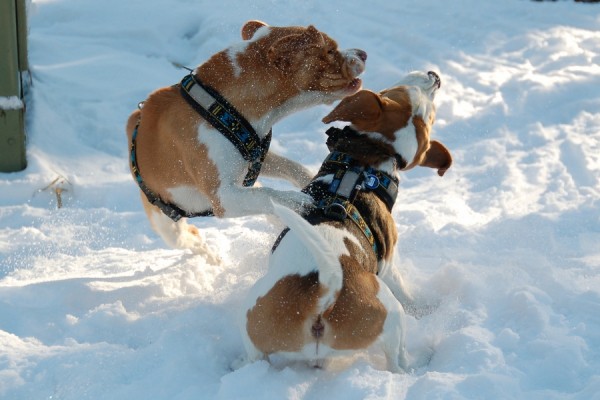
[240,71,452,372]
[126,21,367,263]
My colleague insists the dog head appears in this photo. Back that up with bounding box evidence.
[322,71,452,176]
[240,20,366,101]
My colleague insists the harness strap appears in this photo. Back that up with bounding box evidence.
[180,74,271,172]
[318,197,379,255]
[130,123,214,221]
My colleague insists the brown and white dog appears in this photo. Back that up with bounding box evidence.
[239,71,452,372]
[126,21,366,263]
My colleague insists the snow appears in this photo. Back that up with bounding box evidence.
[1,0,599,398]
[0,97,24,111]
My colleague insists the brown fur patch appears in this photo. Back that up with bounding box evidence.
[322,89,413,141]
[247,272,322,353]
[195,24,358,121]
[323,254,386,350]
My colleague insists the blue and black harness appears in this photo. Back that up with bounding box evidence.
[130,73,272,221]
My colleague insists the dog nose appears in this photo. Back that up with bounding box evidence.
[428,71,441,88]
[355,49,367,62]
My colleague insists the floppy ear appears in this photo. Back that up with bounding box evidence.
[322,90,382,125]
[242,20,268,40]
[420,140,453,176]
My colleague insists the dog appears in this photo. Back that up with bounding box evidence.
[126,21,367,263]
[239,71,452,372]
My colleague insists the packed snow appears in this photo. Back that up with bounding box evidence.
[1,0,599,399]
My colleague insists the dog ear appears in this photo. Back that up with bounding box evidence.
[304,25,325,46]
[242,20,268,40]
[322,90,382,125]
[420,140,453,176]
[268,26,324,73]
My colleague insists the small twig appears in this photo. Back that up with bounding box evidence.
[54,187,66,208]
[39,176,61,192]
[35,175,72,209]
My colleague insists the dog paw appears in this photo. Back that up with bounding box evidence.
[189,242,222,265]
[409,345,435,371]
[231,354,266,370]
[180,229,222,265]
[230,356,248,371]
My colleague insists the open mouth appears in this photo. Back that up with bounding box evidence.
[347,78,362,91]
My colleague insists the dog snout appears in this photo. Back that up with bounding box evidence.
[343,49,367,78]
[428,71,441,88]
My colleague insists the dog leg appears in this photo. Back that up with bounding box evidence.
[376,278,409,373]
[261,152,313,188]
[140,192,221,264]
[379,261,440,319]
[378,260,417,313]
[218,185,313,218]
[233,324,267,370]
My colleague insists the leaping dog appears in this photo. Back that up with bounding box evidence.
[126,21,367,263]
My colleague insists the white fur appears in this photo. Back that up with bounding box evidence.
[227,26,271,77]
[168,186,212,213]
[195,124,312,217]
[251,91,341,137]
[394,71,437,95]
[226,44,247,77]
[375,278,409,372]
[393,124,419,166]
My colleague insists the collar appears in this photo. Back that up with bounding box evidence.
[179,73,271,187]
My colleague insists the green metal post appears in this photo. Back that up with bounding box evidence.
[0,0,28,172]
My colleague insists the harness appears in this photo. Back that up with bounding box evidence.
[130,73,272,221]
[274,126,400,260]
[311,151,399,257]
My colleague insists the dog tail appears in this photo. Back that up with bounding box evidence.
[272,202,343,314]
